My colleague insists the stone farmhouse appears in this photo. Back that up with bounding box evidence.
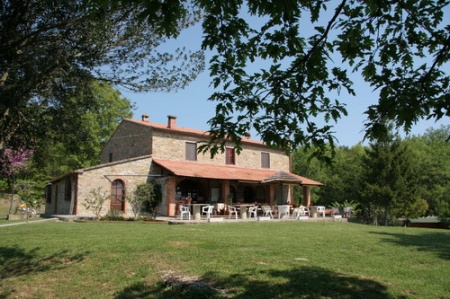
[45,115,322,217]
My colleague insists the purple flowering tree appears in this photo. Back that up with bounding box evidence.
[0,148,34,214]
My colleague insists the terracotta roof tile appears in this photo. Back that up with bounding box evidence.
[152,159,323,186]
[125,118,267,146]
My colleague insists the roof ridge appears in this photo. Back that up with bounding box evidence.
[124,118,267,146]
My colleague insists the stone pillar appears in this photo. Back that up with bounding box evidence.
[166,176,177,217]
[303,185,311,206]
[222,180,230,204]
[269,184,275,205]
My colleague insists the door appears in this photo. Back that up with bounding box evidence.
[110,179,125,211]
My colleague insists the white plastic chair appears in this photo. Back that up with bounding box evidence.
[179,205,191,220]
[202,205,214,219]
[228,206,238,219]
[316,206,326,217]
[261,205,273,218]
[248,206,258,218]
[293,206,309,219]
[277,205,290,219]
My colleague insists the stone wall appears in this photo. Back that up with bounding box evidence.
[100,121,153,163]
[46,156,156,218]
[101,118,290,171]
[151,130,290,171]
[76,156,153,217]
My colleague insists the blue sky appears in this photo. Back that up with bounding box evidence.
[120,9,449,147]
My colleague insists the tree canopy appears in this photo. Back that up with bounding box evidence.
[293,125,450,224]
[0,0,204,158]
[197,0,450,161]
[31,81,133,177]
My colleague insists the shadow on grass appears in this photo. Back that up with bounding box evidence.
[0,246,87,280]
[371,231,450,261]
[0,246,88,298]
[115,266,394,299]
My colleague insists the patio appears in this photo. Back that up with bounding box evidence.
[170,204,350,224]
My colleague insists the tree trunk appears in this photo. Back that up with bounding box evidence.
[8,180,15,215]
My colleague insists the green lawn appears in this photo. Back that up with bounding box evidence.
[1,221,449,298]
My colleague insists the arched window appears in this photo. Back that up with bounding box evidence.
[111,179,125,211]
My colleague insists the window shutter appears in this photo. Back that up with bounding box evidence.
[185,142,197,161]
[261,152,270,168]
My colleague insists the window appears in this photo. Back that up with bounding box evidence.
[111,179,125,211]
[261,152,270,168]
[185,142,197,161]
[226,147,235,165]
[108,153,113,162]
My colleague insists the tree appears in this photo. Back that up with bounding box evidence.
[360,131,424,225]
[129,183,156,219]
[196,0,450,161]
[292,144,366,205]
[0,147,33,214]
[405,125,450,221]
[31,81,133,177]
[15,180,45,219]
[82,187,109,219]
[129,183,162,220]
[0,0,204,161]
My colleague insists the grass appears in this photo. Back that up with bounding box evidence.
[0,221,449,298]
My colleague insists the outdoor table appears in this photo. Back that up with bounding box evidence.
[232,204,253,220]
[191,204,208,220]
[309,206,324,218]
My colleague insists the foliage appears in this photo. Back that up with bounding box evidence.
[101,209,126,221]
[331,200,359,210]
[434,189,450,224]
[292,125,450,225]
[31,81,133,177]
[0,148,33,179]
[15,180,45,218]
[0,0,204,156]
[128,183,162,220]
[0,147,34,214]
[82,187,110,219]
[404,125,450,221]
[128,184,152,219]
[360,131,425,225]
[291,144,366,206]
[196,0,450,161]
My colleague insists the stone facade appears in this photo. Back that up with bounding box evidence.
[47,156,153,217]
[100,121,153,163]
[101,117,289,171]
[151,129,289,170]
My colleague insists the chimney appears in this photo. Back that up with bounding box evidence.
[141,114,149,122]
[245,132,251,139]
[167,115,177,128]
